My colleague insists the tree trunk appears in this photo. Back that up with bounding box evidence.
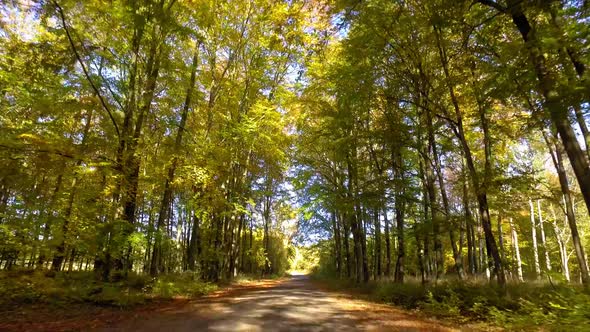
[346,148,366,283]
[360,209,369,283]
[383,205,391,277]
[434,25,505,285]
[342,212,352,279]
[543,130,590,285]
[118,22,164,275]
[463,161,476,275]
[332,211,342,276]
[497,215,506,269]
[263,192,271,275]
[432,130,463,278]
[509,217,524,282]
[551,204,570,282]
[52,110,93,271]
[415,216,425,283]
[394,199,405,283]
[537,200,551,272]
[37,174,63,269]
[187,214,200,271]
[530,199,541,279]
[151,47,198,276]
[393,145,405,283]
[373,209,381,278]
[504,0,590,219]
[423,150,444,281]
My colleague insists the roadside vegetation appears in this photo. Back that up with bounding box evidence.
[0,269,217,310]
[308,241,590,331]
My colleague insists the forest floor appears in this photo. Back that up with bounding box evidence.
[1,275,472,331]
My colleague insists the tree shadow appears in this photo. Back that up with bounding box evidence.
[99,276,455,332]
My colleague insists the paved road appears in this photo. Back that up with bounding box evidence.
[99,275,457,332]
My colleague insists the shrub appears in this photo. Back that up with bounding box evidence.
[312,272,590,330]
[373,282,427,309]
[0,270,218,310]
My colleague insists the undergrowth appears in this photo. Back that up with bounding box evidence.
[312,274,590,331]
[0,269,218,309]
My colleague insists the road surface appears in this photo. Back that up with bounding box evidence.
[99,275,457,332]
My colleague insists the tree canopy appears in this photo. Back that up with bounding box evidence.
[1,0,590,298]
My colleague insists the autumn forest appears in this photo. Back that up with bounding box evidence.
[1,0,590,330]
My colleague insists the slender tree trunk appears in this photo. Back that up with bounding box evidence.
[248,217,253,273]
[360,209,369,283]
[332,211,342,276]
[509,217,524,282]
[551,204,570,282]
[415,220,425,284]
[424,152,444,280]
[187,214,200,271]
[463,162,476,275]
[240,216,247,272]
[530,199,541,279]
[467,220,478,275]
[350,211,363,284]
[477,216,489,279]
[227,214,238,279]
[393,145,405,283]
[67,248,76,272]
[346,148,366,283]
[497,215,506,269]
[537,200,551,272]
[393,199,405,283]
[234,214,244,277]
[340,212,351,279]
[374,209,381,278]
[211,214,222,281]
[144,209,155,273]
[419,156,432,282]
[263,191,271,275]
[384,205,391,277]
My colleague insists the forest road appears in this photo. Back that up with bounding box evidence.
[98,275,458,332]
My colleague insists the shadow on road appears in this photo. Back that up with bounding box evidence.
[100,275,455,332]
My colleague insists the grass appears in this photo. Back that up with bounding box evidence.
[0,269,218,310]
[311,274,590,331]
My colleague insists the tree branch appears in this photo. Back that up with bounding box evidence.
[0,143,116,167]
[473,0,507,13]
[53,1,121,139]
